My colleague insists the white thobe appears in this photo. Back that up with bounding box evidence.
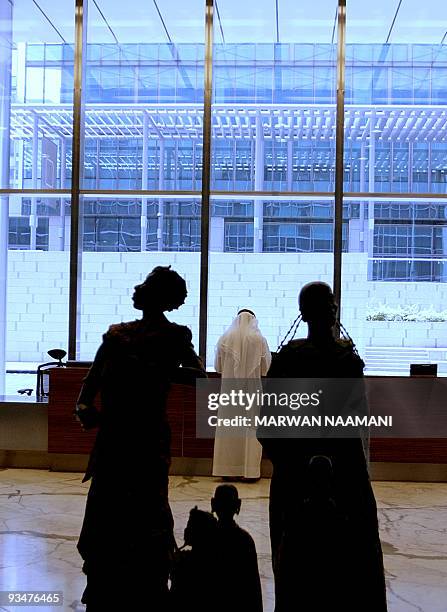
[212,338,271,478]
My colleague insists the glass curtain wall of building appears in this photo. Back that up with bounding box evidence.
[1,0,447,390]
[208,0,338,365]
[78,0,205,359]
[1,0,74,393]
[342,0,447,375]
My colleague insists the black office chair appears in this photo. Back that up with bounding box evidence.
[18,348,67,397]
[36,349,67,398]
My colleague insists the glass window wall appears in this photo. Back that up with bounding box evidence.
[342,1,447,374]
[1,0,446,389]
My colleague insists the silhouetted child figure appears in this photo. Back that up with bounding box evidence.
[169,506,217,612]
[211,484,263,612]
[276,455,348,612]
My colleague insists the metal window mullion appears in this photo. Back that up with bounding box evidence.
[333,0,346,325]
[68,0,87,360]
[0,0,13,394]
[198,0,214,361]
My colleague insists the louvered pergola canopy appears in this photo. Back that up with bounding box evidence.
[10,104,447,142]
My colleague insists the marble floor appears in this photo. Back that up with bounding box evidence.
[0,470,446,612]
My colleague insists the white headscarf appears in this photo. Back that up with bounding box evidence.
[216,311,270,378]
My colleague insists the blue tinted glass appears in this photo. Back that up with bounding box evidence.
[121,45,139,62]
[372,66,388,103]
[432,67,447,104]
[255,66,273,102]
[86,45,102,61]
[412,45,433,63]
[159,44,175,60]
[353,45,372,62]
[274,44,290,61]
[315,44,334,62]
[45,45,62,61]
[255,44,274,60]
[138,66,159,102]
[63,44,75,62]
[391,67,412,104]
[100,44,120,61]
[176,44,198,61]
[233,44,256,61]
[294,44,314,61]
[139,44,159,61]
[27,44,44,61]
[371,44,391,62]
[413,67,431,103]
[392,45,408,61]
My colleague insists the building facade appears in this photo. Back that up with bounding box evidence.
[7,42,447,282]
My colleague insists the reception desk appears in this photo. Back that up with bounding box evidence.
[48,367,214,459]
[1,367,446,480]
[44,367,447,480]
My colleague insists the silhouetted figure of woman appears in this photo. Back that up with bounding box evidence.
[76,266,204,611]
[259,282,387,612]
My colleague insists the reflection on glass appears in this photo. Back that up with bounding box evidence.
[0,2,74,191]
[207,196,336,366]
[211,3,337,194]
[2,0,446,378]
[5,196,70,395]
[207,1,337,366]
[78,1,205,360]
[343,2,447,376]
[79,195,200,361]
[0,2,73,390]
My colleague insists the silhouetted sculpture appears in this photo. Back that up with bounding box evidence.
[211,484,263,612]
[276,455,348,610]
[169,507,218,612]
[76,266,204,611]
[170,486,263,612]
[259,282,388,612]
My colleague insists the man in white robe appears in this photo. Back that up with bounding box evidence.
[212,309,271,480]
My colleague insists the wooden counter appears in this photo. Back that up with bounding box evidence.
[48,367,447,464]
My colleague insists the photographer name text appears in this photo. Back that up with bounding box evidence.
[208,415,392,428]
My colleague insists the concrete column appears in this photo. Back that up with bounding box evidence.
[359,141,366,252]
[157,139,165,251]
[59,137,66,250]
[367,114,375,279]
[390,141,394,187]
[427,142,432,192]
[141,112,148,251]
[0,0,13,394]
[232,140,236,188]
[30,113,39,249]
[287,139,293,190]
[408,141,413,192]
[254,113,264,253]
[95,139,100,189]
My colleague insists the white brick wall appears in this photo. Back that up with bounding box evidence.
[6,250,447,365]
[367,321,447,348]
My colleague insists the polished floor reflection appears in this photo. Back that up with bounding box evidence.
[0,469,446,611]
